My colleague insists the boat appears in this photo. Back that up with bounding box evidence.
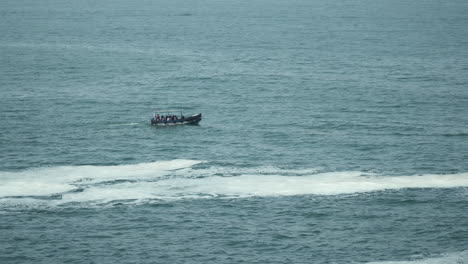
[151,110,202,126]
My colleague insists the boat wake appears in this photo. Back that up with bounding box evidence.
[107,122,140,127]
[1,160,468,207]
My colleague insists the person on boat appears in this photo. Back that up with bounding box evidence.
[156,114,161,121]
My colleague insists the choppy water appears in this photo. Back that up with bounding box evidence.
[1,0,468,263]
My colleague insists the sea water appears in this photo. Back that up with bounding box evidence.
[1,0,468,263]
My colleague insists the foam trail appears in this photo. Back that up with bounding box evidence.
[59,171,468,204]
[1,162,468,205]
[0,160,203,197]
[366,250,468,264]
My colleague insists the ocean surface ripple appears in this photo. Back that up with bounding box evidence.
[1,0,468,263]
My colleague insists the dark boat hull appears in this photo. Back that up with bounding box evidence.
[151,113,201,126]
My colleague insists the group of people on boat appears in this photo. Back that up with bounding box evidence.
[151,111,201,125]
[153,113,185,122]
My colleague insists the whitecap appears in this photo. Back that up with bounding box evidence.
[366,250,468,264]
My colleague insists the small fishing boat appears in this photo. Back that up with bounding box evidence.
[151,110,202,126]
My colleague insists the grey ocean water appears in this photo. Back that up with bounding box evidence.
[1,0,468,263]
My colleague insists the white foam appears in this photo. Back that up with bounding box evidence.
[0,160,203,197]
[1,161,468,205]
[367,250,468,264]
[108,122,140,127]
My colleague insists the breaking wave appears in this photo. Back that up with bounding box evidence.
[366,250,468,264]
[1,160,468,206]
